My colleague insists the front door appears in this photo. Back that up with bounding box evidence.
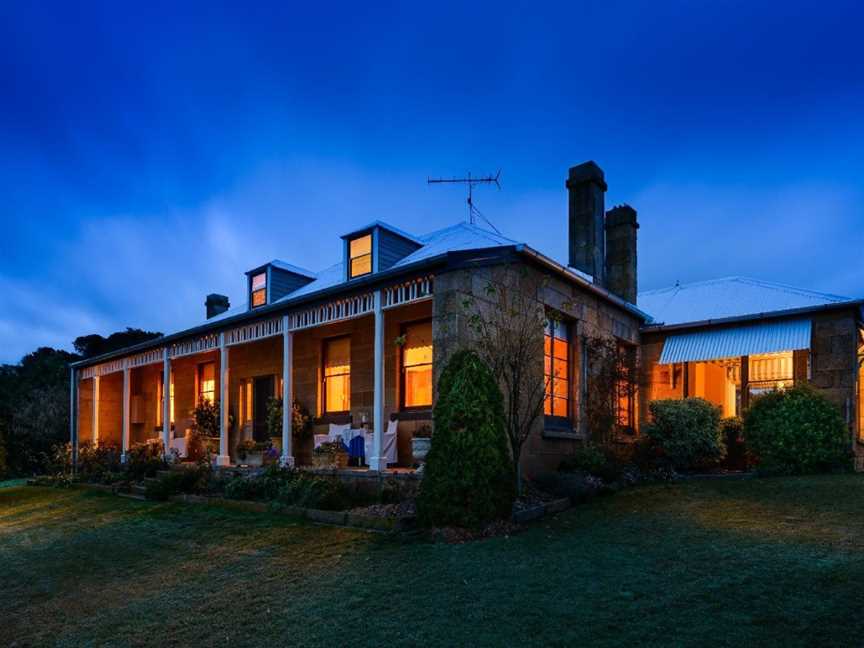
[252,375,275,442]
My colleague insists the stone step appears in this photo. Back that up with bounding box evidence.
[130,483,148,496]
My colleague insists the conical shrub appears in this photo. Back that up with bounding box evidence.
[417,349,515,528]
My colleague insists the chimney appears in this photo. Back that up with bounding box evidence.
[206,293,230,319]
[604,205,639,304]
[566,161,607,284]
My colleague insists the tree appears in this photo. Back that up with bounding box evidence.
[461,264,549,492]
[73,327,162,358]
[417,350,515,527]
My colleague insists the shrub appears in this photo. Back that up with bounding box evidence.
[743,385,850,475]
[77,443,123,482]
[224,463,296,501]
[276,474,354,510]
[191,400,220,438]
[125,439,167,480]
[145,461,212,501]
[558,445,629,484]
[266,398,312,443]
[720,417,748,470]
[0,430,7,479]
[644,398,725,471]
[417,350,515,528]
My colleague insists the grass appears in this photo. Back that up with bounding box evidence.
[4,477,864,647]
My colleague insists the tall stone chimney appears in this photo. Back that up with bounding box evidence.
[566,161,607,284]
[206,293,230,319]
[604,205,639,304]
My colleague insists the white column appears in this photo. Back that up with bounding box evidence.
[92,374,100,447]
[121,365,131,462]
[281,317,295,467]
[70,367,78,473]
[162,349,171,454]
[369,290,386,471]
[217,333,231,466]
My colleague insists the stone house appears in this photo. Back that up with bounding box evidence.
[69,161,864,476]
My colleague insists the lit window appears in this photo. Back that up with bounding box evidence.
[401,320,433,408]
[323,337,351,413]
[616,344,636,431]
[544,320,570,420]
[198,362,215,405]
[748,352,794,399]
[251,272,267,307]
[157,371,175,426]
[349,235,372,278]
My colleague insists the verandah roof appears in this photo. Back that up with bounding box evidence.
[658,319,812,364]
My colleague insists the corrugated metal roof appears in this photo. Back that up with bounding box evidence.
[659,318,812,364]
[639,277,854,327]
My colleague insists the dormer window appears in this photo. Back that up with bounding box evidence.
[251,272,267,308]
[348,234,372,279]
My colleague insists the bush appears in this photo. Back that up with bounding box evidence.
[417,350,515,528]
[720,417,748,470]
[276,474,354,510]
[77,443,123,482]
[224,464,296,501]
[558,445,633,484]
[145,463,211,501]
[744,385,850,475]
[125,440,167,480]
[644,398,725,471]
[0,430,7,479]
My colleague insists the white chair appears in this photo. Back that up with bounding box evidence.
[315,423,350,449]
[382,419,398,466]
[170,435,188,459]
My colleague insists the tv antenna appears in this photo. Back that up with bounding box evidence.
[427,170,501,233]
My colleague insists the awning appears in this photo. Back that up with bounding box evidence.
[658,319,812,364]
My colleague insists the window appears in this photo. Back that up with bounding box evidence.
[616,344,637,431]
[238,379,253,426]
[157,371,175,426]
[198,362,215,405]
[544,320,570,422]
[748,352,793,399]
[323,337,351,413]
[251,272,267,308]
[348,234,372,278]
[401,320,433,409]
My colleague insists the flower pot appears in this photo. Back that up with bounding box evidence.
[412,437,431,463]
[238,452,264,468]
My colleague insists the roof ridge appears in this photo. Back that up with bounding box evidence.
[639,275,851,302]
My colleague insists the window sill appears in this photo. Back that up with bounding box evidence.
[314,413,353,426]
[542,428,584,441]
[395,409,433,422]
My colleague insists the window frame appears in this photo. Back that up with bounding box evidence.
[399,318,433,411]
[197,361,216,406]
[544,319,572,429]
[250,271,267,308]
[615,341,637,434]
[348,234,373,279]
[322,335,351,415]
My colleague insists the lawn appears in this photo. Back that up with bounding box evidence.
[4,476,864,647]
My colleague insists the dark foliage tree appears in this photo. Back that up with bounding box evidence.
[73,327,162,359]
[417,350,515,528]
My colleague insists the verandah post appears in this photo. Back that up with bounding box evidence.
[121,364,130,462]
[92,374,100,446]
[281,317,295,467]
[369,289,385,471]
[217,333,231,466]
[162,349,171,455]
[69,367,78,474]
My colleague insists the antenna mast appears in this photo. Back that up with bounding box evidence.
[427,170,501,231]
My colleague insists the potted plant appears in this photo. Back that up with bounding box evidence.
[191,400,221,454]
[236,439,270,467]
[412,424,433,465]
[312,441,348,469]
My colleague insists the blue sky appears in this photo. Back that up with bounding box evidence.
[1,0,862,363]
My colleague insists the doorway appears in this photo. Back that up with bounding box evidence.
[252,375,275,441]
